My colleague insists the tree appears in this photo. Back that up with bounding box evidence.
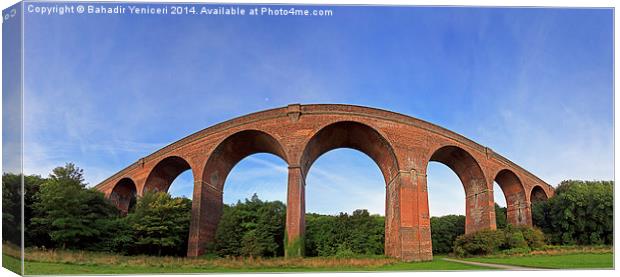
[213,194,286,257]
[304,209,384,257]
[2,173,22,246]
[494,203,507,229]
[23,174,47,247]
[30,163,118,249]
[532,180,613,245]
[430,214,465,254]
[213,204,244,256]
[126,191,192,256]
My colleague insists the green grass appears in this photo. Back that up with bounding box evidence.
[1,254,489,275]
[2,253,21,275]
[378,256,492,271]
[6,249,612,275]
[465,253,614,269]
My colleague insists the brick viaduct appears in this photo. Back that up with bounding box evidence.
[94,104,554,261]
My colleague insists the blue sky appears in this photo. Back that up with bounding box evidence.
[21,4,613,216]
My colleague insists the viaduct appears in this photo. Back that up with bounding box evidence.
[94,104,554,261]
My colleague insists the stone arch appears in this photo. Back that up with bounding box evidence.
[202,129,288,191]
[110,177,137,216]
[188,129,288,257]
[427,145,494,233]
[494,169,529,226]
[530,185,549,203]
[297,121,400,256]
[143,156,192,194]
[300,121,399,182]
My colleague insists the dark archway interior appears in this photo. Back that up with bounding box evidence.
[202,130,288,191]
[111,178,137,215]
[300,121,399,184]
[530,186,548,203]
[144,156,192,194]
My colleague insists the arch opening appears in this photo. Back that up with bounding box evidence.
[427,162,466,216]
[427,145,493,234]
[494,169,528,226]
[144,156,193,194]
[530,185,548,203]
[223,153,288,205]
[300,121,398,256]
[202,130,288,191]
[427,162,467,255]
[190,130,289,257]
[110,178,137,216]
[300,121,399,182]
[492,181,508,229]
[306,148,386,216]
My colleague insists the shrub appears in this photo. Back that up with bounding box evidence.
[333,244,356,258]
[452,225,547,257]
[503,228,529,249]
[516,226,546,249]
[452,230,504,257]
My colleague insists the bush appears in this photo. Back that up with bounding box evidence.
[453,225,547,257]
[503,227,529,250]
[516,226,546,249]
[333,244,356,258]
[453,230,504,257]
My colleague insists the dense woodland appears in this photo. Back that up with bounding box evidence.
[2,163,614,258]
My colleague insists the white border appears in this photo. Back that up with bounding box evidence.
[1,1,617,277]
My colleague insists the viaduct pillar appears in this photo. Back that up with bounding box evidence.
[285,166,306,257]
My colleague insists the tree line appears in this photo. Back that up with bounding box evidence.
[2,163,614,258]
[2,163,385,257]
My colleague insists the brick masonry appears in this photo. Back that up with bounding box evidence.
[95,104,555,261]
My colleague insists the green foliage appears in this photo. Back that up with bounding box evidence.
[453,225,546,257]
[502,225,529,249]
[304,209,384,257]
[494,203,507,229]
[23,175,48,247]
[532,180,613,245]
[516,225,546,249]
[453,229,504,257]
[124,191,192,256]
[29,164,118,250]
[430,214,465,254]
[1,173,45,246]
[2,173,22,245]
[213,194,286,257]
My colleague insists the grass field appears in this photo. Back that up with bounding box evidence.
[465,253,613,269]
[1,245,612,274]
[2,254,488,274]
